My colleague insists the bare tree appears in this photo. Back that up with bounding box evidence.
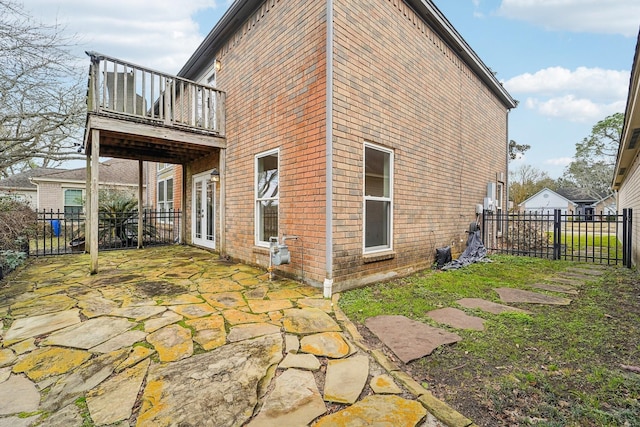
[509,164,557,208]
[0,0,85,178]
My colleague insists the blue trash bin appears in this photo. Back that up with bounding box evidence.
[50,220,61,237]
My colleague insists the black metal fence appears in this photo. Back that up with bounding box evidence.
[482,209,632,267]
[32,209,181,256]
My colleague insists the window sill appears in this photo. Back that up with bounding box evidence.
[363,250,396,264]
[253,246,270,255]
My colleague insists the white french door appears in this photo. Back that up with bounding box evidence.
[192,173,216,249]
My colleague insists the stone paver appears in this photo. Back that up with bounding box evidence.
[530,282,579,295]
[109,305,166,321]
[12,347,91,381]
[365,315,462,363]
[42,349,130,411]
[279,352,321,371]
[0,349,16,368]
[143,310,183,333]
[248,368,326,426]
[146,324,193,362]
[314,394,427,427]
[324,355,370,404]
[282,307,342,334]
[136,333,283,426]
[227,322,281,343]
[90,330,148,353]
[41,316,134,349]
[86,358,150,425]
[248,299,293,313]
[185,315,226,350]
[0,375,40,415]
[3,309,81,345]
[0,246,452,427]
[202,291,247,309]
[297,297,333,312]
[299,331,351,358]
[427,307,486,331]
[456,297,531,314]
[370,374,402,394]
[10,294,76,317]
[495,287,572,305]
[168,303,217,319]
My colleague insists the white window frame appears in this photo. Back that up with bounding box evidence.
[255,148,280,247]
[363,142,393,254]
[157,177,174,222]
[64,188,84,217]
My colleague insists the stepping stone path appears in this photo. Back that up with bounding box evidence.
[456,297,531,314]
[365,315,462,363]
[495,287,572,305]
[0,246,447,427]
[427,307,485,331]
[529,282,579,295]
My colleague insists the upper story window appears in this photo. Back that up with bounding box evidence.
[364,143,393,253]
[255,149,279,246]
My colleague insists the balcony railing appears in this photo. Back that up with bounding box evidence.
[86,51,225,136]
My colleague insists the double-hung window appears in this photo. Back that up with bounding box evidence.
[255,149,279,246]
[64,189,83,218]
[364,143,393,252]
[158,178,174,215]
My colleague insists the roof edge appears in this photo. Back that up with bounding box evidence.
[179,0,517,109]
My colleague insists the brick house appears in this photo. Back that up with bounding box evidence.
[0,159,144,213]
[84,0,516,292]
[613,30,640,266]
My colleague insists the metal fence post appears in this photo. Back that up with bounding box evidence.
[553,209,561,260]
[625,208,633,268]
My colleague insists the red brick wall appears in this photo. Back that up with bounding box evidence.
[183,0,510,288]
[331,0,510,289]
[192,0,328,283]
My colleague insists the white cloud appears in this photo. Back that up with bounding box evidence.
[498,0,640,37]
[504,67,629,121]
[544,157,573,167]
[22,0,221,73]
[504,67,628,101]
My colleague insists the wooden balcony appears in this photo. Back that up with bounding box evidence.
[84,52,226,163]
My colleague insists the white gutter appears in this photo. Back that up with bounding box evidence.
[324,0,334,298]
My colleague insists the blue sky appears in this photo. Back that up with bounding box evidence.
[24,0,640,178]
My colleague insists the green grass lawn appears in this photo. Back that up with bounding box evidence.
[339,255,640,426]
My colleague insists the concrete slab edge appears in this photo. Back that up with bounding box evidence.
[332,292,476,427]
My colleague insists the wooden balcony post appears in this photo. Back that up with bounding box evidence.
[90,129,100,274]
[138,160,144,249]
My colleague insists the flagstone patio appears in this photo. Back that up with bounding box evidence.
[0,246,451,427]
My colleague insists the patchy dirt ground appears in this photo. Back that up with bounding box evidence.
[348,265,640,427]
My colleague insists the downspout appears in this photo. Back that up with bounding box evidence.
[324,0,334,298]
[505,109,510,210]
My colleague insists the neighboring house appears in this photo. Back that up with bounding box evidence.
[519,188,576,215]
[519,188,616,219]
[613,30,640,267]
[0,168,64,208]
[84,0,517,291]
[29,159,145,214]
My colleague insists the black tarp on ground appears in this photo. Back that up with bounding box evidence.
[442,229,490,270]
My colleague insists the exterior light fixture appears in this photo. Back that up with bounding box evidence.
[214,59,222,72]
[210,168,220,182]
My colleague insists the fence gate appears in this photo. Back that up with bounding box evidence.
[482,209,632,267]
